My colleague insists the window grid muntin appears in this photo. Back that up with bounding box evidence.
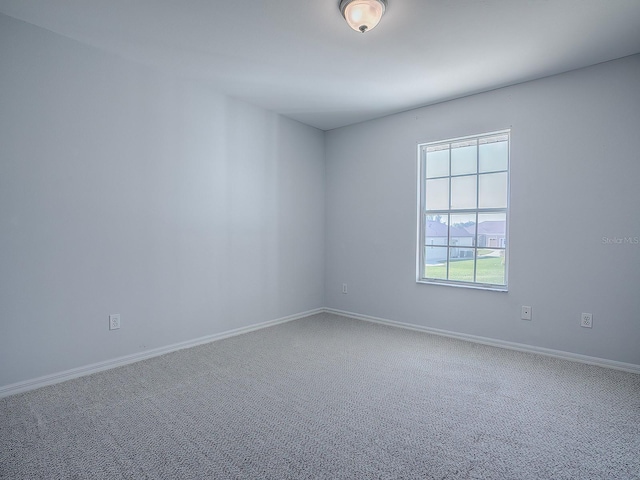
[418,130,509,290]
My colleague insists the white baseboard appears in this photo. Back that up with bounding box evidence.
[0,308,324,399]
[324,308,640,375]
[3,306,637,398]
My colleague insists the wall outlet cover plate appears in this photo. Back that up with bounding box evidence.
[109,314,121,330]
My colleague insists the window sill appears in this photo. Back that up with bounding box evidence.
[416,279,508,292]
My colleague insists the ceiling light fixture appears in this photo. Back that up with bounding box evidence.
[339,0,387,34]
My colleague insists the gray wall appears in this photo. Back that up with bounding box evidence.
[2,13,639,390]
[0,15,325,387]
[325,54,640,365]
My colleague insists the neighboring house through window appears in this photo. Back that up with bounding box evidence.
[417,130,510,290]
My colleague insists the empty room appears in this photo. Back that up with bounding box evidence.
[1,1,639,478]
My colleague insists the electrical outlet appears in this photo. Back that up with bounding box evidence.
[581,313,593,328]
[521,306,532,320]
[342,283,348,294]
[109,314,121,330]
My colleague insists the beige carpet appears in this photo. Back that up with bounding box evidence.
[1,313,639,479]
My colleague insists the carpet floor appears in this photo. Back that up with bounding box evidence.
[1,313,639,479]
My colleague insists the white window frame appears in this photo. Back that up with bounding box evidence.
[416,130,510,291]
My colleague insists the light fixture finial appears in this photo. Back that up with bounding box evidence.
[339,0,387,34]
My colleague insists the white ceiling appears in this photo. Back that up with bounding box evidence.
[1,0,639,130]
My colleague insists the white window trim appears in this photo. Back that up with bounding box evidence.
[416,129,511,291]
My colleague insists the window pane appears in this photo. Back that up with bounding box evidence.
[425,215,449,246]
[479,139,508,173]
[425,247,447,279]
[450,213,476,247]
[450,175,476,210]
[426,148,449,178]
[476,213,506,249]
[448,248,475,282]
[451,142,477,176]
[425,178,449,210]
[476,250,506,285]
[418,131,509,290]
[478,172,507,208]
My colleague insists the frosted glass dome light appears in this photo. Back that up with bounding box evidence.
[340,0,387,33]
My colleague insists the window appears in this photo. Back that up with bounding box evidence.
[417,130,510,290]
